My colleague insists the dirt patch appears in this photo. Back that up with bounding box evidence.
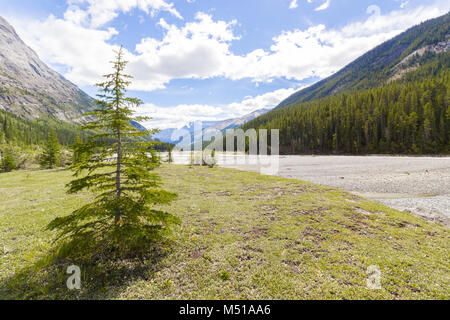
[243,227,268,241]
[259,204,277,213]
[216,191,232,197]
[189,249,204,259]
[394,221,422,229]
[243,245,263,253]
[250,227,268,236]
[354,208,385,216]
[237,253,252,261]
[282,260,301,273]
[301,226,327,243]
[290,207,329,216]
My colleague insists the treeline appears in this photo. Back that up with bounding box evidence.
[0,109,88,147]
[0,109,174,172]
[243,72,450,155]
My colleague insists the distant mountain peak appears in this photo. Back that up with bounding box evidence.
[152,108,271,144]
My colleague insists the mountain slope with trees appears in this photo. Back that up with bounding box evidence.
[243,13,450,155]
[275,12,450,109]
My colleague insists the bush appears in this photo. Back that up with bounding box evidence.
[1,149,16,172]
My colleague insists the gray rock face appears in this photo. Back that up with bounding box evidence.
[0,16,94,122]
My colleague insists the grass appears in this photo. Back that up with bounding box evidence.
[0,165,449,299]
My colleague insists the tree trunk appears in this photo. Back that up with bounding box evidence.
[114,97,122,225]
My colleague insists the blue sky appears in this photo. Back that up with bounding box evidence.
[1,0,449,129]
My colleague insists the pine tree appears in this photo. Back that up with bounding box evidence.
[1,149,16,172]
[46,47,179,258]
[71,135,85,166]
[208,149,216,168]
[40,130,60,169]
[167,145,173,164]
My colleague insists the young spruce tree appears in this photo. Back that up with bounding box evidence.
[40,130,60,169]
[1,149,16,172]
[47,48,179,257]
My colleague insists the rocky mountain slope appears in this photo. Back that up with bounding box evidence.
[0,16,94,123]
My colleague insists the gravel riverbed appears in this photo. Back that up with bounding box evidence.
[219,155,450,227]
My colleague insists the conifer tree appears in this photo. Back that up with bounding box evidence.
[1,149,16,172]
[167,146,173,164]
[71,135,85,166]
[40,130,60,168]
[46,47,179,258]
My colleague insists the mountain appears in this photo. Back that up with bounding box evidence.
[153,120,219,144]
[243,13,450,155]
[275,12,450,110]
[203,108,271,135]
[0,16,94,123]
[129,120,148,132]
[153,108,271,144]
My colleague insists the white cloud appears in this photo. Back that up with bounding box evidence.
[67,0,182,27]
[315,0,331,11]
[5,0,450,128]
[8,1,450,92]
[127,12,239,90]
[136,87,299,129]
[394,0,410,9]
[10,14,120,87]
[289,0,298,9]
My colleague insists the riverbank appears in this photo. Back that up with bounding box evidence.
[218,155,450,227]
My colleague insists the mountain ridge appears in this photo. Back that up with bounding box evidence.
[0,16,95,123]
[274,12,450,110]
[153,108,271,144]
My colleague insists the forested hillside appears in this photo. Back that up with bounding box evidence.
[276,12,450,109]
[0,109,87,147]
[243,54,450,155]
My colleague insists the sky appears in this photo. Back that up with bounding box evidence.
[0,0,449,129]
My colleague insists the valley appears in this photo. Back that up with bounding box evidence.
[0,3,449,303]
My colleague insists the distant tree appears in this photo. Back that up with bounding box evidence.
[167,146,173,164]
[71,135,85,166]
[46,47,179,258]
[189,151,194,167]
[208,149,216,168]
[40,130,60,169]
[1,149,16,172]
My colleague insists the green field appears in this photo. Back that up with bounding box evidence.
[0,165,449,299]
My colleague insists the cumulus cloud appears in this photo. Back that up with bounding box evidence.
[12,2,449,93]
[315,0,331,11]
[135,87,299,129]
[127,12,239,90]
[289,0,298,9]
[10,14,120,87]
[67,0,182,27]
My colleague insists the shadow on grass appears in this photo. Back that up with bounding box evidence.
[0,242,172,300]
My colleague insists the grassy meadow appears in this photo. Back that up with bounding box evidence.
[0,165,449,299]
